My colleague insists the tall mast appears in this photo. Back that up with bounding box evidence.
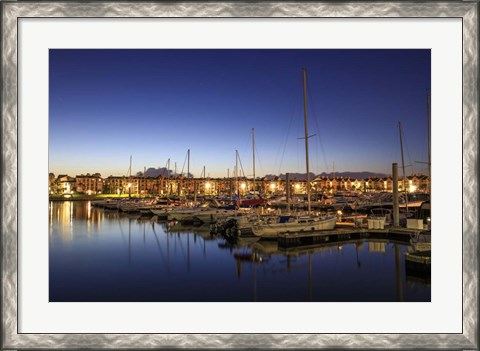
[128,155,132,198]
[427,93,431,193]
[252,128,256,197]
[187,149,190,197]
[398,121,409,212]
[227,167,231,200]
[187,149,190,179]
[302,68,312,214]
[129,155,132,177]
[235,150,239,198]
[235,150,239,196]
[166,158,171,195]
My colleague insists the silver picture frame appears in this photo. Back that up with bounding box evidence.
[1,1,478,349]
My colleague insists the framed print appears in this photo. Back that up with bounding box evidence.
[2,1,478,349]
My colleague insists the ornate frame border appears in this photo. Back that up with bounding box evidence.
[1,2,478,349]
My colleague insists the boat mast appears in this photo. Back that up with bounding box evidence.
[302,68,312,214]
[187,149,190,197]
[252,128,256,198]
[129,155,132,177]
[427,93,431,193]
[187,149,190,179]
[398,121,409,212]
[128,155,132,198]
[235,150,239,201]
[166,158,171,195]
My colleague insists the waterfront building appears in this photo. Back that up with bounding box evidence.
[104,176,124,194]
[75,174,103,195]
[49,173,430,197]
[54,175,76,194]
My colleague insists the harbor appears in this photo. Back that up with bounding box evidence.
[79,158,431,285]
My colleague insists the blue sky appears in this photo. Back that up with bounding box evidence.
[49,49,431,178]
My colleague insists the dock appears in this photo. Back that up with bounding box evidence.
[277,226,427,247]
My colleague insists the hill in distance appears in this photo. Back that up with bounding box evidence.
[264,172,388,180]
[139,167,387,180]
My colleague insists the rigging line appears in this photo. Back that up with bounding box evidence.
[306,73,329,173]
[164,159,170,177]
[272,127,283,171]
[388,122,398,168]
[403,130,415,175]
[399,122,414,175]
[253,143,265,179]
[272,73,301,173]
[277,108,296,175]
[310,86,328,174]
[180,150,188,176]
[296,136,301,173]
[237,151,247,178]
[312,137,320,175]
[275,75,302,175]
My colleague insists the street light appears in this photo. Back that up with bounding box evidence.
[240,182,246,194]
[270,183,276,194]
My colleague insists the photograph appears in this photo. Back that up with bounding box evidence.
[2,1,477,349]
[49,49,432,302]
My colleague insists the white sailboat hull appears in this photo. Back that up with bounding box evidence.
[251,215,336,238]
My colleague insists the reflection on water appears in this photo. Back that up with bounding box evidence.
[49,201,430,302]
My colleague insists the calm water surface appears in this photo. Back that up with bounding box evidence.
[49,201,430,302]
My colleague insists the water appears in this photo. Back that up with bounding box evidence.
[49,201,430,302]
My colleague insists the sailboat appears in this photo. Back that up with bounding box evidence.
[251,68,336,238]
[240,129,269,208]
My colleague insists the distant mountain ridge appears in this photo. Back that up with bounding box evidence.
[139,167,387,180]
[264,172,388,181]
[140,167,192,178]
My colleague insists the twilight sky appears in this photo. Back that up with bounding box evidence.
[49,49,431,178]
